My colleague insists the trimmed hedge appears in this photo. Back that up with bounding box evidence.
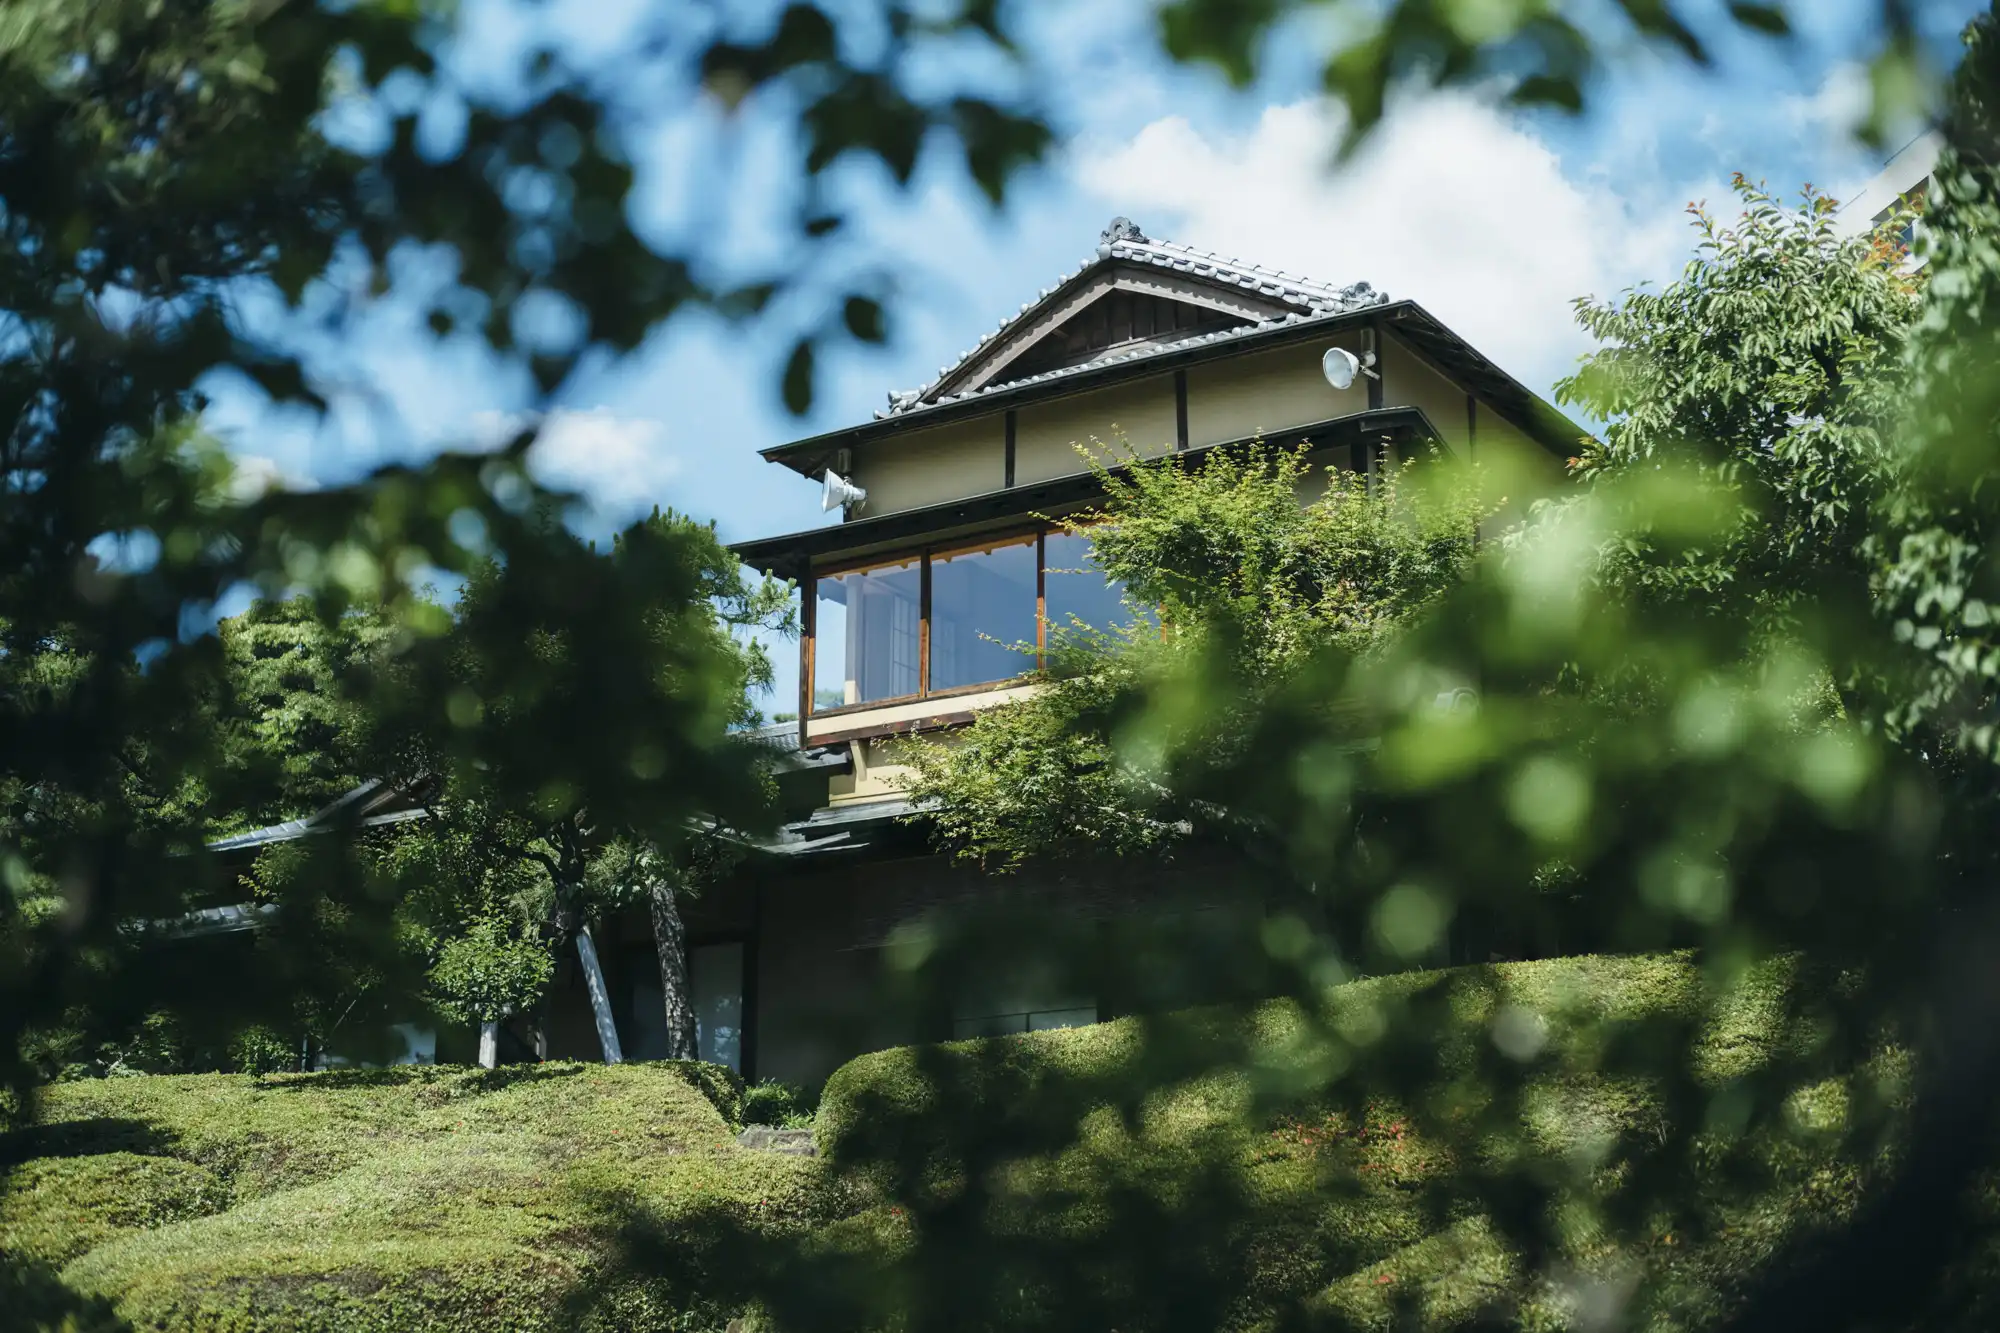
[814,952,1881,1329]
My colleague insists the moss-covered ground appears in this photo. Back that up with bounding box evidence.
[0,954,1921,1330]
[1,1061,836,1331]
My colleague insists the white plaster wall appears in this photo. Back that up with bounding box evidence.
[851,418,1005,516]
[1380,335,1469,451]
[1184,335,1364,448]
[1014,377,1178,484]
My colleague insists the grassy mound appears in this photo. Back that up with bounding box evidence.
[1,1062,834,1332]
[814,952,1887,1330]
[0,955,1912,1330]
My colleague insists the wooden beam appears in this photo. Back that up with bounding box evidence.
[798,576,815,749]
[1004,409,1017,487]
[1366,322,1385,412]
[1365,324,1385,493]
[1174,370,1189,451]
[918,554,932,698]
[807,709,984,747]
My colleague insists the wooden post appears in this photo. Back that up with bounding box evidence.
[799,571,815,746]
[1036,530,1048,668]
[918,553,932,697]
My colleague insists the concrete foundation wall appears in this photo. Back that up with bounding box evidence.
[749,847,1270,1085]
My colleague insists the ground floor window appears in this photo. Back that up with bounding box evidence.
[690,941,745,1072]
[628,940,747,1072]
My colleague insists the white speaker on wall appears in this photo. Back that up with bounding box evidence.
[822,469,868,514]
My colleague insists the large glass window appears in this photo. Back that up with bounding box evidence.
[806,527,1147,715]
[815,558,921,707]
[1043,530,1133,637]
[929,538,1039,693]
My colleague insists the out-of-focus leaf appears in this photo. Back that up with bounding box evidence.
[843,295,885,344]
[1728,2,1791,36]
[783,337,816,415]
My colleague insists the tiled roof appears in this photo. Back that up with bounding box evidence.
[877,218,1387,419]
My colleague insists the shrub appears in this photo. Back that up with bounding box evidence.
[810,952,1860,1329]
[742,1079,818,1129]
[0,958,1865,1331]
[227,1026,299,1075]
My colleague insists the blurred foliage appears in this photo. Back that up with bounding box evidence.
[239,506,793,1062]
[1159,0,1933,150]
[823,12,2000,1333]
[794,952,1876,1332]
[902,444,1488,868]
[0,0,1061,1122]
[0,0,1994,1328]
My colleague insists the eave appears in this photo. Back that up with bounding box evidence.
[758,301,1583,484]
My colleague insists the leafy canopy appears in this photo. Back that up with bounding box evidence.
[903,443,1488,867]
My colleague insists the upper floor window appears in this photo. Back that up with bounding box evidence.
[1042,530,1131,637]
[930,537,1040,693]
[1873,181,1928,254]
[809,526,1136,716]
[814,557,920,709]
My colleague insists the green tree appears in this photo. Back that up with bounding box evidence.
[213,598,389,828]
[903,443,1488,867]
[367,508,791,1064]
[427,916,554,1069]
[0,0,1976,1324]
[1552,177,1922,621]
[208,508,789,1067]
[0,0,1064,1118]
[768,31,2000,1330]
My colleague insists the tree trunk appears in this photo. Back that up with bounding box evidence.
[574,924,624,1064]
[650,881,699,1061]
[478,1020,499,1070]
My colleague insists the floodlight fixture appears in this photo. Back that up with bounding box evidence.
[822,470,868,513]
[1321,346,1379,391]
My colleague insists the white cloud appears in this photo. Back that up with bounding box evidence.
[470,406,682,524]
[1075,95,1722,396]
[1780,62,1873,142]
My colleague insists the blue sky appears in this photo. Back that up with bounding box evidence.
[204,0,1987,716]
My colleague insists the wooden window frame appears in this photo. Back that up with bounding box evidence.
[805,527,1051,720]
[807,554,928,717]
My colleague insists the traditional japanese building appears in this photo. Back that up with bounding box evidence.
[209,220,1583,1079]
[599,218,1584,1084]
